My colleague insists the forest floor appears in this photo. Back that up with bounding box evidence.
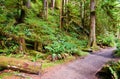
[0,47,116,79]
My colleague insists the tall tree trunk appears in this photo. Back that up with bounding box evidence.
[19,35,26,54]
[26,0,31,8]
[16,0,30,24]
[18,9,26,23]
[80,1,85,28]
[60,0,69,29]
[43,0,48,20]
[65,0,68,13]
[89,0,96,47]
[65,0,68,4]
[50,0,55,15]
[60,0,64,28]
[65,0,68,29]
[51,0,55,9]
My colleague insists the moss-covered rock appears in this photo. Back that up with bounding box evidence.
[96,61,120,79]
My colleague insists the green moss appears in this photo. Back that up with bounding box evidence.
[0,72,13,79]
[97,61,120,79]
[0,71,32,79]
[91,46,100,51]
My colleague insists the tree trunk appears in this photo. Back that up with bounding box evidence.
[80,1,85,28]
[0,56,42,74]
[17,0,28,24]
[51,0,55,9]
[60,0,64,28]
[50,0,55,14]
[26,0,31,8]
[65,0,68,4]
[43,0,48,20]
[65,0,68,13]
[18,9,26,23]
[89,0,96,47]
[19,35,26,54]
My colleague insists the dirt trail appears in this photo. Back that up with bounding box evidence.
[41,48,116,79]
[1,48,115,79]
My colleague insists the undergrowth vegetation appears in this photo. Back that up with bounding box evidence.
[0,0,89,61]
[114,40,120,57]
[96,61,120,79]
[0,0,120,78]
[0,0,120,62]
[97,34,116,47]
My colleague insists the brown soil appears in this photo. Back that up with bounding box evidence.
[0,48,116,79]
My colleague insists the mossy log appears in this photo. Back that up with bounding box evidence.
[0,56,42,74]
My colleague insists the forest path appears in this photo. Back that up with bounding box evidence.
[40,47,116,79]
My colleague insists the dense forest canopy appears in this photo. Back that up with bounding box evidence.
[0,0,120,59]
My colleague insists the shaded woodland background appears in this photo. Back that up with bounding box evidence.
[0,0,120,78]
[0,0,120,57]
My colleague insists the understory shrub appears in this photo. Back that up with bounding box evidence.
[97,34,116,47]
[96,61,120,79]
[0,3,88,61]
[114,39,120,57]
[45,38,88,59]
[0,36,19,54]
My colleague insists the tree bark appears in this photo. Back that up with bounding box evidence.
[26,0,31,8]
[18,9,26,23]
[51,0,55,9]
[16,0,29,24]
[89,0,96,47]
[0,56,42,74]
[50,0,55,14]
[43,0,48,20]
[80,1,85,28]
[60,0,64,28]
[19,35,26,54]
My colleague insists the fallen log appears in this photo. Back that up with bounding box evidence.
[0,56,42,74]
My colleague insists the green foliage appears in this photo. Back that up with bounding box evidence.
[116,40,120,49]
[55,0,61,9]
[31,53,41,62]
[31,0,42,15]
[45,36,88,57]
[97,34,116,47]
[97,61,120,79]
[0,0,119,62]
[96,0,120,35]
[0,36,19,55]
[23,7,88,59]
[114,39,120,57]
[42,56,75,69]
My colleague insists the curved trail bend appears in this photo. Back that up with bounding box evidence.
[41,48,116,79]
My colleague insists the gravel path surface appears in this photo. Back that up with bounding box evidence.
[41,48,116,79]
